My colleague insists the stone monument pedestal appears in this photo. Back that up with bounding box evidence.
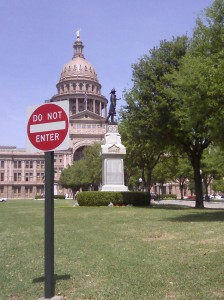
[101,124,128,191]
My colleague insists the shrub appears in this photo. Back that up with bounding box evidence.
[54,194,65,199]
[77,191,151,207]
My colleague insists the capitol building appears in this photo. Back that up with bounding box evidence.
[0,33,108,199]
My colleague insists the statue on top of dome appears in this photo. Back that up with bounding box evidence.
[76,29,81,39]
[106,88,121,123]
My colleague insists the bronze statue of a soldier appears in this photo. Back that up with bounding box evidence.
[106,88,120,123]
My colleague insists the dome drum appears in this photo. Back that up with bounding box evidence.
[56,80,102,96]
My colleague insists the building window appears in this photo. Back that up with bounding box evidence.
[14,160,22,169]
[72,105,76,114]
[37,160,44,169]
[37,172,44,183]
[25,161,33,169]
[18,173,21,181]
[0,186,4,195]
[37,187,44,195]
[25,173,29,182]
[0,173,4,181]
[13,186,21,197]
[25,187,32,197]
[14,173,16,181]
[25,172,33,182]
[0,161,4,168]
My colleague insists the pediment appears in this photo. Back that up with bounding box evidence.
[108,144,120,153]
[70,110,106,121]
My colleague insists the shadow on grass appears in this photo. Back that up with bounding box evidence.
[33,274,71,284]
[149,203,224,222]
[151,205,187,210]
[165,210,224,222]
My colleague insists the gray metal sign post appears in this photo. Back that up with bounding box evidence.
[27,101,69,299]
[44,151,55,298]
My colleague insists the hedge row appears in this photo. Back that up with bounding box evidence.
[77,191,151,206]
[159,194,177,200]
[35,194,65,199]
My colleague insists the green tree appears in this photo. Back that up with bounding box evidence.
[212,179,224,194]
[119,114,163,191]
[159,153,193,200]
[171,155,193,200]
[120,36,188,191]
[192,0,224,148]
[166,54,213,207]
[151,155,172,197]
[165,0,224,207]
[201,146,224,196]
[83,142,102,187]
[59,160,89,197]
[59,142,102,195]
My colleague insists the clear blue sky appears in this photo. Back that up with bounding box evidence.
[0,0,213,148]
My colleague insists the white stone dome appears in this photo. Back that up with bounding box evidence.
[60,56,98,82]
[59,34,98,83]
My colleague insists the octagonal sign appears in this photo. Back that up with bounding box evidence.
[27,101,69,152]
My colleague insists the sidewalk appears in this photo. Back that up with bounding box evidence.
[152,199,224,209]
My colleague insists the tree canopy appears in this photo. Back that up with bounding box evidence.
[59,142,102,196]
[120,0,224,208]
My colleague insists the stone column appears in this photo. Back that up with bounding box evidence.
[93,99,96,114]
[76,98,78,114]
[100,102,102,116]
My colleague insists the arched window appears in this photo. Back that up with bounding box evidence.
[73,146,86,161]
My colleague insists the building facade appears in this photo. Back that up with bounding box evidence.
[0,33,108,199]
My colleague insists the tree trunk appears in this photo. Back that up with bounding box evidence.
[187,147,204,208]
[147,171,152,200]
[179,184,184,200]
[193,164,204,208]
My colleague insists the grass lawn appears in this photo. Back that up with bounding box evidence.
[1,200,224,300]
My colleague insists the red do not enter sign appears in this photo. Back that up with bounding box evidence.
[27,102,69,152]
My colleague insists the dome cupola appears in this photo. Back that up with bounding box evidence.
[59,31,98,83]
